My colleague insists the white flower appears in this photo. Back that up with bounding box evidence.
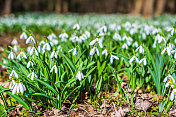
[40,40,45,45]
[90,47,99,56]
[129,56,139,64]
[89,38,103,48]
[170,89,176,101]
[12,82,26,94]
[20,32,28,39]
[110,55,119,64]
[126,37,133,46]
[50,39,59,46]
[13,45,18,52]
[17,51,27,60]
[132,42,138,47]
[171,50,176,59]
[9,80,16,89]
[29,47,39,56]
[76,71,84,81]
[9,70,18,79]
[50,65,58,73]
[27,71,37,80]
[68,48,77,56]
[11,39,18,45]
[113,33,121,41]
[85,31,90,38]
[50,50,59,58]
[57,45,62,52]
[135,45,144,54]
[73,24,80,30]
[139,58,147,66]
[42,42,51,53]
[8,51,16,59]
[167,27,175,35]
[102,49,108,56]
[164,74,175,88]
[161,44,172,56]
[59,32,68,41]
[27,61,33,68]
[47,33,57,40]
[26,36,35,44]
[122,43,128,49]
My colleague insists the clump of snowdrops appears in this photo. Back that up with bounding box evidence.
[0,14,176,114]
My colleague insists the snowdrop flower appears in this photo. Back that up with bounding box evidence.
[164,74,175,88]
[110,55,119,64]
[89,38,103,48]
[135,45,144,54]
[68,48,77,56]
[90,46,99,56]
[139,57,147,66]
[85,31,90,38]
[9,69,18,79]
[47,33,57,40]
[122,35,127,41]
[98,25,107,33]
[50,49,59,59]
[8,50,16,59]
[20,32,28,39]
[29,47,39,56]
[171,50,176,59]
[2,59,7,69]
[12,82,26,94]
[26,35,35,44]
[161,44,172,56]
[70,35,78,43]
[126,37,133,46]
[80,34,88,41]
[50,64,58,73]
[113,33,121,41]
[122,43,128,49]
[37,46,41,53]
[132,42,138,47]
[170,89,176,101]
[167,27,175,35]
[129,56,139,64]
[27,61,33,68]
[40,40,45,45]
[13,45,18,52]
[73,24,80,30]
[42,42,51,53]
[11,39,18,45]
[102,49,108,56]
[9,80,16,89]
[50,39,59,46]
[17,51,27,60]
[76,71,84,81]
[27,71,37,80]
[59,32,68,41]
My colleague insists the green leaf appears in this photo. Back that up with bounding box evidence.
[36,78,58,95]
[0,86,29,109]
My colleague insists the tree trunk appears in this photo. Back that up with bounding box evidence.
[56,0,62,13]
[167,0,175,14]
[3,0,12,15]
[48,0,54,12]
[142,0,155,18]
[63,0,68,13]
[131,0,144,16]
[155,0,166,16]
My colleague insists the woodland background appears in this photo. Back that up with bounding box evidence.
[0,0,176,17]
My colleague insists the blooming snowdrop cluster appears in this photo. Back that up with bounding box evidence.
[1,14,176,111]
